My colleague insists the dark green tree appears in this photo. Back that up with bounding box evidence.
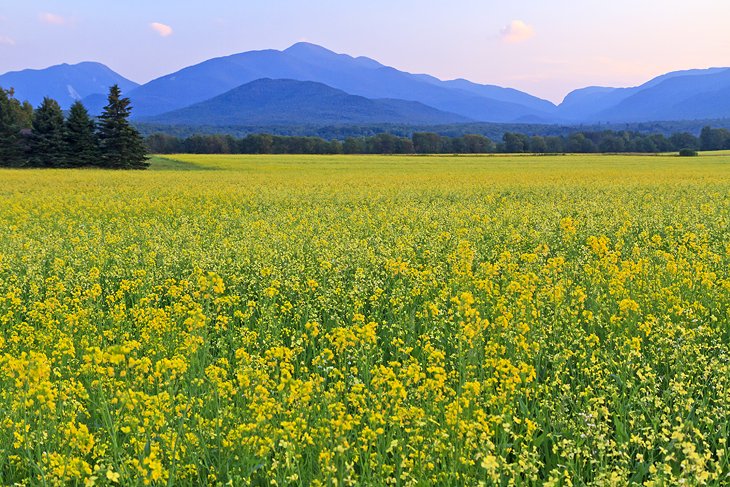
[566,133,596,153]
[598,135,625,153]
[544,136,564,153]
[29,97,67,167]
[412,132,442,153]
[529,136,547,153]
[0,88,26,167]
[460,134,493,153]
[245,134,274,154]
[97,85,148,169]
[669,132,699,151]
[699,126,730,151]
[65,101,99,167]
[503,132,528,153]
[343,137,365,154]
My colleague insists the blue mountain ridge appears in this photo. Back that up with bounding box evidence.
[146,78,472,126]
[3,43,730,124]
[0,62,138,109]
[558,67,730,121]
[85,42,557,122]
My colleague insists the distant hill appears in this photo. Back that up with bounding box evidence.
[0,62,138,109]
[92,42,556,122]
[435,78,556,113]
[147,78,472,126]
[558,68,730,121]
[596,69,730,122]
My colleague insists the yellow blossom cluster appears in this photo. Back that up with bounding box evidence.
[0,153,729,485]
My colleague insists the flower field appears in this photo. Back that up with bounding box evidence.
[1,153,730,485]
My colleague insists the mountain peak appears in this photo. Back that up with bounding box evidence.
[284,42,337,56]
[282,42,384,71]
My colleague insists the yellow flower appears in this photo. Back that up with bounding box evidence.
[106,470,121,483]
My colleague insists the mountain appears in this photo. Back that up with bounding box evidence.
[558,68,730,121]
[595,69,730,122]
[434,78,556,114]
[146,78,471,126]
[5,45,730,126]
[0,62,139,109]
[90,42,556,122]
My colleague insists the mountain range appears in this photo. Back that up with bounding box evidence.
[1,43,730,126]
[0,62,138,109]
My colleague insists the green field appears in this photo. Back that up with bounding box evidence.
[1,153,730,485]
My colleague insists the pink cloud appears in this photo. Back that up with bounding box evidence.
[150,22,173,37]
[40,12,67,25]
[0,35,15,46]
[500,20,535,44]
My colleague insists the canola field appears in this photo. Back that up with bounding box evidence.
[1,153,730,486]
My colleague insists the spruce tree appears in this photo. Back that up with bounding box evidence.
[29,97,67,167]
[0,88,26,167]
[65,101,99,167]
[97,85,148,169]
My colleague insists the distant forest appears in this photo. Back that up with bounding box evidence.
[135,119,730,140]
[147,127,730,155]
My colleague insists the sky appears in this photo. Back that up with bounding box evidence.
[0,0,729,103]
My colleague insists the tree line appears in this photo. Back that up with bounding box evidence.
[136,119,730,141]
[0,85,148,169]
[146,127,730,155]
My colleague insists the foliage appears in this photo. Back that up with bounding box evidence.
[134,119,730,141]
[97,85,149,169]
[0,85,148,169]
[145,129,712,155]
[29,97,67,167]
[65,101,100,167]
[0,87,32,167]
[700,126,730,151]
[0,153,729,485]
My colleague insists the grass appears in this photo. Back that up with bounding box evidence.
[147,155,211,171]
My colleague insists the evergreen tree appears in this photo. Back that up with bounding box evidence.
[65,101,99,167]
[97,85,148,169]
[29,97,67,167]
[0,88,27,167]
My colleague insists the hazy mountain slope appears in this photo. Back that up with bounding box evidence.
[101,43,556,122]
[146,78,472,126]
[0,62,138,109]
[671,85,730,120]
[595,69,730,121]
[281,45,556,113]
[558,67,730,121]
[437,78,556,113]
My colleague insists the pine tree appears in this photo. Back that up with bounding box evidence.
[65,101,99,167]
[29,97,67,167]
[0,88,26,167]
[97,85,148,169]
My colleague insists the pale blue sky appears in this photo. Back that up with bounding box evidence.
[1,0,728,102]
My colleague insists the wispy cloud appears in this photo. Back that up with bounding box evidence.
[0,35,15,46]
[150,22,173,37]
[500,20,535,44]
[39,12,68,25]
